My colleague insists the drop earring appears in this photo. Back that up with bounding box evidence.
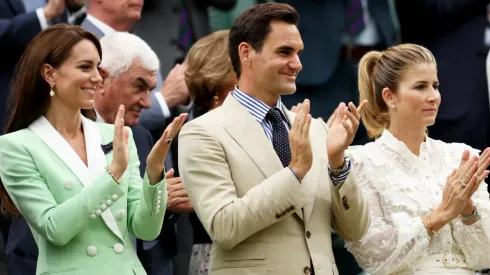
[213,95,219,105]
[49,84,55,97]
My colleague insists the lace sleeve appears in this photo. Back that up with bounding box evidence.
[346,156,431,275]
[452,179,490,269]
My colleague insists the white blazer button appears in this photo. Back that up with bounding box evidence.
[112,194,118,200]
[90,214,97,220]
[64,180,74,190]
[95,209,102,215]
[113,243,124,254]
[100,204,107,210]
[117,209,126,220]
[106,200,112,206]
[87,245,97,256]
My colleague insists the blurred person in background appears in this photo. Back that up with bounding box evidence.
[82,0,190,138]
[183,29,236,275]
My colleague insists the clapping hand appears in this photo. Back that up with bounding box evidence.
[326,101,367,168]
[288,99,313,181]
[109,105,130,180]
[146,113,188,185]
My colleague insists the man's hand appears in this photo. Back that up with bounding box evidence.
[165,169,193,213]
[43,0,65,22]
[160,63,190,108]
[326,101,366,168]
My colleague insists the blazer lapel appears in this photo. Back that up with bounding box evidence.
[282,107,321,224]
[83,117,124,243]
[28,116,91,187]
[222,95,283,179]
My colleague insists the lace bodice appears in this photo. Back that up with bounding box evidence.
[345,130,490,275]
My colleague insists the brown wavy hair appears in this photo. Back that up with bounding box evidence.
[185,30,233,116]
[0,24,101,216]
[358,43,436,138]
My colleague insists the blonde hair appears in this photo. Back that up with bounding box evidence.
[358,43,437,138]
[185,30,233,115]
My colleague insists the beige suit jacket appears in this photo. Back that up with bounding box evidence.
[178,95,369,275]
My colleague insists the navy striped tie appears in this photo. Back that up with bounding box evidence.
[266,108,291,168]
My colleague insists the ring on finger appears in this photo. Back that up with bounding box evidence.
[459,177,468,188]
[165,138,172,144]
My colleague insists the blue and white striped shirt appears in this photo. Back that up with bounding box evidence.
[232,87,350,185]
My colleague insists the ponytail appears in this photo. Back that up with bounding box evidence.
[358,51,389,138]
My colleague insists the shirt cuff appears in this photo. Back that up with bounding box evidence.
[36,8,50,30]
[288,167,300,183]
[328,158,351,186]
[154,92,171,119]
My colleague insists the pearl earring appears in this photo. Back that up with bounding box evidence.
[390,104,395,109]
[49,84,55,97]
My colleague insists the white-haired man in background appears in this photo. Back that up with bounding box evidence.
[96,32,192,275]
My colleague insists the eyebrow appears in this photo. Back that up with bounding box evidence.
[135,77,156,90]
[77,60,100,66]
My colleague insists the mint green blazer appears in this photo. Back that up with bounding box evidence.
[0,116,167,275]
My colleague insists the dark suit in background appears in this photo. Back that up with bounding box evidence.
[0,0,45,131]
[397,0,490,151]
[279,0,398,146]
[132,0,236,76]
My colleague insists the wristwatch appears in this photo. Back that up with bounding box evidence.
[461,203,481,222]
[328,157,350,177]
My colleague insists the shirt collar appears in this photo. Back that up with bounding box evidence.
[232,86,287,124]
[86,14,116,35]
[378,129,430,158]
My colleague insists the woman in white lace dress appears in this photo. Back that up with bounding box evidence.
[345,44,490,275]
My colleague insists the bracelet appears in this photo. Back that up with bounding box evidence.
[105,166,120,185]
[461,203,481,222]
[426,211,438,236]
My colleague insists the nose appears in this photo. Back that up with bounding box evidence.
[289,54,302,72]
[90,69,103,84]
[140,91,152,109]
[427,86,441,103]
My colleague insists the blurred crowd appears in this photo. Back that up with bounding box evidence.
[1,1,490,275]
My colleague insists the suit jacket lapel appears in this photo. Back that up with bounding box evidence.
[28,116,91,187]
[282,107,320,224]
[223,95,283,179]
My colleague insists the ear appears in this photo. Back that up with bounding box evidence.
[238,42,253,67]
[41,63,56,87]
[381,87,396,108]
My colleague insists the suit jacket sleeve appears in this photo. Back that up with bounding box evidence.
[0,11,41,53]
[178,121,311,250]
[396,0,489,35]
[321,122,370,242]
[125,128,168,241]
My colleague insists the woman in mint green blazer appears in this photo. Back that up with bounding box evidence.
[0,24,187,275]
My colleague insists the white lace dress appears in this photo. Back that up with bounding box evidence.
[345,130,490,275]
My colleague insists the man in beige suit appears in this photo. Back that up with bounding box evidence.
[178,3,370,275]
